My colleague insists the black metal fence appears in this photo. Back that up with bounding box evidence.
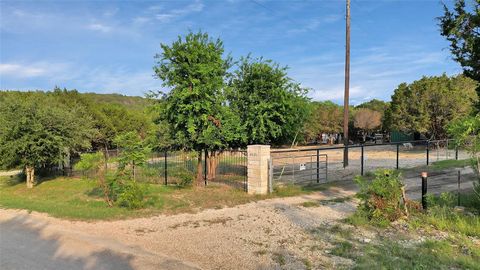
[58,149,247,190]
[270,139,468,185]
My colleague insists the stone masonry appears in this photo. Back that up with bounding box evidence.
[247,145,270,195]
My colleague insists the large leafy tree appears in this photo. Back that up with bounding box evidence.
[302,101,343,143]
[386,74,478,139]
[153,31,233,183]
[0,92,93,188]
[228,56,309,146]
[439,0,480,104]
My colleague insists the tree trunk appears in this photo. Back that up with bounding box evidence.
[25,166,35,188]
[97,165,114,207]
[103,144,109,171]
[207,151,220,181]
[196,151,203,185]
[132,160,136,181]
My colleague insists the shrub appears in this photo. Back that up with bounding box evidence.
[107,170,146,209]
[355,169,405,226]
[116,180,145,209]
[176,168,194,187]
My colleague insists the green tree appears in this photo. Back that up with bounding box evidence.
[114,132,150,181]
[228,56,309,146]
[302,101,343,143]
[448,114,480,205]
[0,92,93,188]
[386,74,478,139]
[74,152,114,206]
[439,0,480,105]
[153,31,232,184]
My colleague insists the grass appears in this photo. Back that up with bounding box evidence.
[430,158,473,170]
[352,238,480,270]
[0,174,331,220]
[337,191,480,269]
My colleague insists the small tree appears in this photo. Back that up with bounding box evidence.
[153,31,231,184]
[448,114,480,205]
[0,92,92,188]
[354,108,382,141]
[114,132,150,181]
[74,152,114,206]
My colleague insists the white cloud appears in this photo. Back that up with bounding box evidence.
[153,0,204,23]
[87,23,112,33]
[1,63,49,78]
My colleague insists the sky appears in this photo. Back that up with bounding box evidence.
[0,0,462,105]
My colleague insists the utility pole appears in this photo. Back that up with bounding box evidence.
[343,0,351,168]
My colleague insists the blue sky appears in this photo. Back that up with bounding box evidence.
[0,0,461,104]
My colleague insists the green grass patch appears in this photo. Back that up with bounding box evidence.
[301,201,320,207]
[0,175,333,220]
[430,158,473,170]
[353,238,480,270]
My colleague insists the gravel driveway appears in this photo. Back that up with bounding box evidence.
[0,167,476,270]
[0,187,357,270]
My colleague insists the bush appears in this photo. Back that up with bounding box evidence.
[107,171,146,209]
[116,181,145,209]
[176,168,194,187]
[355,169,405,227]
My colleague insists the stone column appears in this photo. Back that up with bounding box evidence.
[247,145,270,195]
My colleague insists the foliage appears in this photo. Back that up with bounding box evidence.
[386,74,478,138]
[74,152,114,206]
[0,92,93,187]
[353,108,382,132]
[229,56,309,145]
[153,31,232,151]
[74,152,104,173]
[302,101,343,142]
[354,169,405,226]
[448,114,480,204]
[153,31,234,182]
[175,168,194,187]
[114,132,150,174]
[115,179,146,209]
[355,99,389,114]
[439,0,480,105]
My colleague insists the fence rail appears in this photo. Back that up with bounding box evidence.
[53,149,247,190]
[270,139,468,185]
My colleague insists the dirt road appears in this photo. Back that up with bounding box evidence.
[0,167,476,270]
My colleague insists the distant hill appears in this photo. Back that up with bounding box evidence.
[0,90,152,111]
[82,92,151,111]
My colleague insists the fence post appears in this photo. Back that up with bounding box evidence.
[316,149,320,183]
[361,145,364,176]
[269,158,273,193]
[426,141,430,166]
[325,155,328,182]
[396,143,399,170]
[421,172,428,210]
[455,147,459,160]
[204,149,208,186]
[457,170,461,206]
[164,151,167,185]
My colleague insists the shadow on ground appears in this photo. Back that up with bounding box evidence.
[0,215,135,270]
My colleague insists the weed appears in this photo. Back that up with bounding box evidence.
[272,252,286,266]
[301,201,320,207]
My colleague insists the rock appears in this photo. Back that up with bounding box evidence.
[454,206,466,213]
[361,238,371,243]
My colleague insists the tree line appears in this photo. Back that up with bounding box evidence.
[1,0,479,187]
